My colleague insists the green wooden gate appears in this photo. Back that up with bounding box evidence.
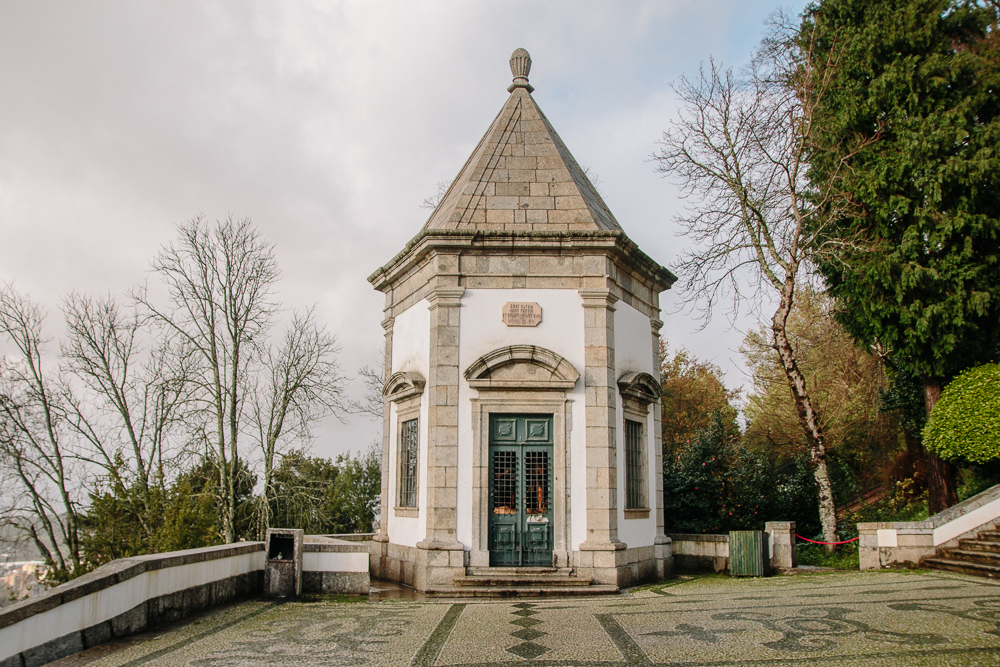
[728,530,771,577]
[488,415,554,567]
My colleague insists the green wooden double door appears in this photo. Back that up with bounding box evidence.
[488,414,553,567]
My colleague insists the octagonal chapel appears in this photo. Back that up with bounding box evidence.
[368,49,676,593]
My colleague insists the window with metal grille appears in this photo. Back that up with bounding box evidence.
[492,451,517,514]
[399,418,418,507]
[524,451,549,515]
[625,419,645,509]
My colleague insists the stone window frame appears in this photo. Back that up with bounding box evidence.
[396,409,420,514]
[383,371,425,519]
[623,418,645,511]
[469,393,573,568]
[617,372,661,520]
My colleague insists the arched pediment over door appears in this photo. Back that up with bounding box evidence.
[463,345,580,391]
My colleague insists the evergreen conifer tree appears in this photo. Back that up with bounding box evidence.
[802,0,1000,511]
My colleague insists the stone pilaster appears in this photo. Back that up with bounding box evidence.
[651,316,672,578]
[650,316,666,543]
[415,266,465,589]
[578,288,625,575]
[375,316,394,544]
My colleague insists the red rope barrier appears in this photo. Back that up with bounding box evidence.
[795,534,859,545]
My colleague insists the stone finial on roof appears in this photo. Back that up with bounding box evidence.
[508,48,534,93]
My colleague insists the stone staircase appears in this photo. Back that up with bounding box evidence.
[425,566,619,597]
[921,528,1000,579]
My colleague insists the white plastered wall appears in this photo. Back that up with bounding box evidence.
[614,300,657,549]
[388,298,430,548]
[456,289,587,550]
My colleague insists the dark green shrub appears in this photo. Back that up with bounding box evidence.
[663,412,819,534]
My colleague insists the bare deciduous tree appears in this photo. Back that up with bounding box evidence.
[347,361,385,421]
[133,216,346,542]
[420,182,450,210]
[253,307,347,537]
[60,293,193,538]
[0,284,82,576]
[654,18,860,547]
[133,217,280,542]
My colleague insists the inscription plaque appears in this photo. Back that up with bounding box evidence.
[502,302,542,327]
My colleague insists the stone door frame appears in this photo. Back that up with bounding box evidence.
[469,393,573,568]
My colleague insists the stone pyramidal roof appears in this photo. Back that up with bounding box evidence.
[423,48,623,233]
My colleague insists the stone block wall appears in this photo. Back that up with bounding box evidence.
[370,540,417,588]
[669,534,730,573]
[301,536,370,595]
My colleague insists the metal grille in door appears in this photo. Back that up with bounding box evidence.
[524,451,549,515]
[492,451,518,515]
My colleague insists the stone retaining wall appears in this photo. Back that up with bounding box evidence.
[858,483,1000,569]
[668,523,796,574]
[668,534,729,573]
[0,535,374,667]
[0,542,264,667]
[302,536,370,594]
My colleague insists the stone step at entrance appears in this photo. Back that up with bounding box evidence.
[935,548,1000,567]
[468,567,591,583]
[957,538,1000,554]
[422,567,618,597]
[921,557,1000,579]
[921,526,1000,579]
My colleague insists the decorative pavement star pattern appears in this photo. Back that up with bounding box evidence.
[54,570,1000,667]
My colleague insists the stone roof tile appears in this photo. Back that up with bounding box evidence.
[422,50,622,233]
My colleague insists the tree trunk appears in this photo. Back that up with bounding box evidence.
[923,376,958,514]
[772,280,839,551]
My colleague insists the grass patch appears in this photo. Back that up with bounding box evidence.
[797,541,859,570]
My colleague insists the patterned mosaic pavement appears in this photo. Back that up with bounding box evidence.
[66,570,1000,667]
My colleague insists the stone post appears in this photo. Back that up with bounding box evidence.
[765,521,796,570]
[415,268,465,589]
[578,288,625,583]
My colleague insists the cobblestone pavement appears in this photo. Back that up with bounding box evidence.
[73,570,1000,667]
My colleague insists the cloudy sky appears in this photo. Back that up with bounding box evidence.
[1,0,810,458]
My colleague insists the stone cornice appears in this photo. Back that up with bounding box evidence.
[367,229,676,294]
[579,289,619,310]
[426,287,466,307]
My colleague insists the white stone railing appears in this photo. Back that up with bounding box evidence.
[302,536,371,593]
[858,483,1000,570]
[0,542,265,667]
[0,535,373,667]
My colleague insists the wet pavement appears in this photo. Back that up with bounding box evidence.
[54,570,1000,666]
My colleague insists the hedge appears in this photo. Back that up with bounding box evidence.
[923,363,1000,464]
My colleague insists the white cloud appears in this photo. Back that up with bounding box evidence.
[0,0,809,456]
